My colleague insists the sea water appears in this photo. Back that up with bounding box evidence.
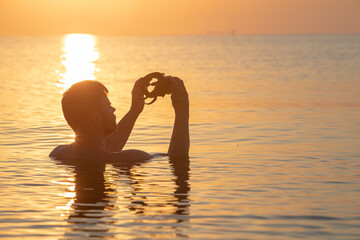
[0,34,359,239]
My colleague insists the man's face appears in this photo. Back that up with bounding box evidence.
[99,95,117,136]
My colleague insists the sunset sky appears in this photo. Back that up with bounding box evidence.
[1,0,360,36]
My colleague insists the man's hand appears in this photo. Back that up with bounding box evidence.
[130,78,145,115]
[167,76,189,115]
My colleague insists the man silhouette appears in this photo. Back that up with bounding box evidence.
[49,75,189,163]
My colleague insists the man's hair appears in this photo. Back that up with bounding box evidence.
[61,80,109,132]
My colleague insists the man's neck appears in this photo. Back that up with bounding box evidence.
[74,132,106,150]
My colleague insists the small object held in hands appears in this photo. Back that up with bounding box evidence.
[142,72,172,105]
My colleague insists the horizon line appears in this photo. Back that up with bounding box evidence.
[1,32,359,38]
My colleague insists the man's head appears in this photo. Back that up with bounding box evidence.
[61,80,117,136]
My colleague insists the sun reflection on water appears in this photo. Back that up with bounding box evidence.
[57,34,99,92]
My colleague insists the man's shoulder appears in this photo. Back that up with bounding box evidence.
[49,144,72,159]
[110,149,152,162]
[49,145,152,163]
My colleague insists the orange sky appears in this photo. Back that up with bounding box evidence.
[1,0,359,36]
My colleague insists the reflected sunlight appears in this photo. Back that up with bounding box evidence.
[57,34,99,92]
[56,184,76,215]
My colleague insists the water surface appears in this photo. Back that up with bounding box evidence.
[0,34,359,239]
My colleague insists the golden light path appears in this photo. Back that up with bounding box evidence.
[57,34,99,92]
[55,34,99,218]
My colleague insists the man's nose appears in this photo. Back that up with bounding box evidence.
[112,106,116,112]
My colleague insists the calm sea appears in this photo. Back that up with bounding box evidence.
[0,34,359,239]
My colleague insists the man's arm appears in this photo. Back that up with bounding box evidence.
[167,77,190,157]
[105,78,145,152]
